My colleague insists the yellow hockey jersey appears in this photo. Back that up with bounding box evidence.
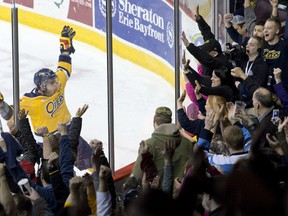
[20,55,72,134]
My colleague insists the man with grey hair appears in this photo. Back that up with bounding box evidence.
[242,87,279,148]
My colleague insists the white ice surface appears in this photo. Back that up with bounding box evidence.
[0,20,176,170]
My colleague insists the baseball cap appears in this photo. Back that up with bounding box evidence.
[231,15,245,24]
[155,106,172,120]
[199,39,222,53]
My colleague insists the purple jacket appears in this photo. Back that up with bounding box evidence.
[273,82,288,114]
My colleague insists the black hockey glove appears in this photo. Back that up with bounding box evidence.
[60,25,76,54]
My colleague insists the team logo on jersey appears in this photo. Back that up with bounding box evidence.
[263,49,280,60]
[166,21,174,48]
[99,0,117,18]
[46,94,64,117]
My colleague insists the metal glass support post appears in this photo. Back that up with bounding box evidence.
[0,118,3,133]
[106,0,115,174]
[174,0,180,122]
[213,0,219,40]
[11,2,20,127]
[224,0,230,49]
[211,0,216,37]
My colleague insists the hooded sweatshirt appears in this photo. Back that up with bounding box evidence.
[132,123,193,181]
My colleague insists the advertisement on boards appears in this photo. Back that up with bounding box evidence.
[95,0,179,67]
[68,0,93,26]
[3,0,33,8]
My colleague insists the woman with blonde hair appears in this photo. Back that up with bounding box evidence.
[177,91,228,138]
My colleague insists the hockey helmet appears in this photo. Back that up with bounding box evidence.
[34,68,57,88]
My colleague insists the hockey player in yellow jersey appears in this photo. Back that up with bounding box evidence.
[21,58,71,136]
[0,25,92,170]
[0,25,74,135]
